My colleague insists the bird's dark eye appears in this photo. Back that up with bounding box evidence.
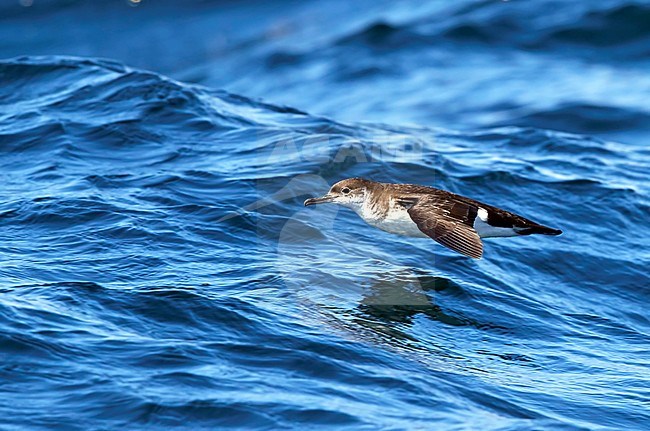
[341,187,351,194]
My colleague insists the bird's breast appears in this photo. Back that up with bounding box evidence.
[360,205,427,238]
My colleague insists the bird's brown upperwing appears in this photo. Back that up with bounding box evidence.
[395,187,484,259]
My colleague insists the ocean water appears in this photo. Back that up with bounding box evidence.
[1,1,649,430]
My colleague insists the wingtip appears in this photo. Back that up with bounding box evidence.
[470,249,483,259]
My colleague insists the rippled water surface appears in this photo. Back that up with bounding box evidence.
[1,1,649,430]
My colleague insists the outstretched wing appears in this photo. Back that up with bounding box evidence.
[405,196,483,259]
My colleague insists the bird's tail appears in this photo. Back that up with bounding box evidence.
[515,224,562,236]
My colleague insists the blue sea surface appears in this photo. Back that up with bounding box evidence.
[1,1,649,430]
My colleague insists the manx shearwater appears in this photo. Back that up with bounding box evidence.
[304,178,562,259]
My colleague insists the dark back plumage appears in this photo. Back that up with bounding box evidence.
[379,182,557,231]
[372,180,559,258]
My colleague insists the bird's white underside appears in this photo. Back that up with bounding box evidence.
[369,205,428,237]
[344,199,427,237]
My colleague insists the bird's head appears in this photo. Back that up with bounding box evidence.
[304,178,375,209]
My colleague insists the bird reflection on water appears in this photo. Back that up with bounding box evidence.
[356,270,466,326]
